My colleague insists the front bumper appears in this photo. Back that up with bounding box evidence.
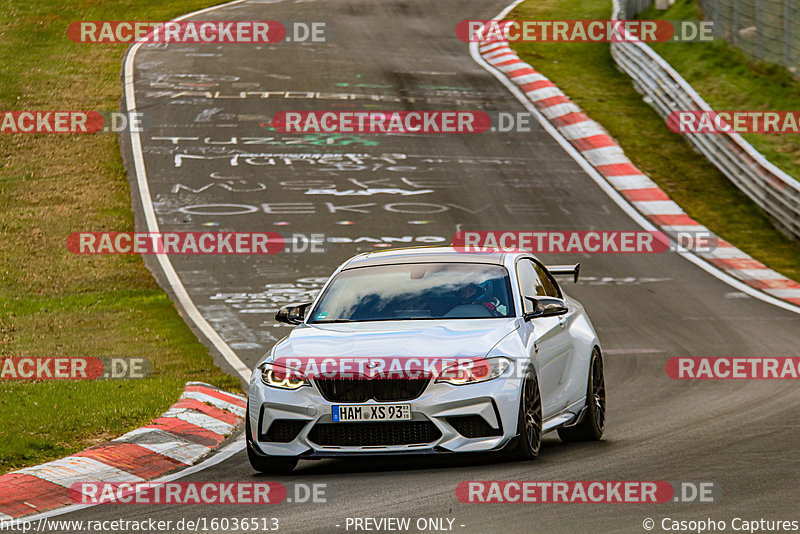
[247,369,521,457]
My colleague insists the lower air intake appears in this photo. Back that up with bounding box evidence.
[308,421,441,446]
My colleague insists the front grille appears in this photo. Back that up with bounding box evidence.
[308,421,442,447]
[314,378,429,402]
[262,419,308,443]
[446,415,503,438]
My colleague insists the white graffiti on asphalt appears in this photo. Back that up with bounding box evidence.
[169,176,452,196]
[172,202,497,216]
[303,187,432,196]
[151,135,377,148]
[282,177,459,191]
[209,277,327,313]
[302,177,433,196]
[148,89,486,106]
[172,152,521,170]
[145,73,240,90]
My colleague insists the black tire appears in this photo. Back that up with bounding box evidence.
[558,348,605,442]
[507,368,543,460]
[246,403,298,474]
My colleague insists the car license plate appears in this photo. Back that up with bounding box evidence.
[332,404,411,422]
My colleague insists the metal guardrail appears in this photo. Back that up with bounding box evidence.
[611,0,800,241]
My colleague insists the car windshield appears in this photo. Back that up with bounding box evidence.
[309,262,515,323]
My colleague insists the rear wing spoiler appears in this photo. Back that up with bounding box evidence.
[547,263,580,283]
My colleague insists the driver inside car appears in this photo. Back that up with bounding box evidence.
[456,281,508,316]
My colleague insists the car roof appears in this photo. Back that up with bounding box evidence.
[341,246,513,269]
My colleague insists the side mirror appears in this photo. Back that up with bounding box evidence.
[275,302,313,325]
[523,297,568,321]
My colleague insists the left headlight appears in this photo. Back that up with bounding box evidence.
[435,356,512,386]
[260,362,309,390]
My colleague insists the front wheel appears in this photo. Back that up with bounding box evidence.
[246,403,298,474]
[507,368,543,460]
[558,348,605,442]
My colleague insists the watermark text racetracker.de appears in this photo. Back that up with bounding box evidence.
[457,19,713,42]
[67,20,328,44]
[67,232,327,254]
[458,481,720,504]
[452,230,719,254]
[666,357,800,380]
[0,357,150,380]
[68,481,327,505]
[269,356,510,383]
[271,111,541,134]
[0,111,145,134]
[667,111,800,134]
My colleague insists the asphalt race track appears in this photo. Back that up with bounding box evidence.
[50,0,800,531]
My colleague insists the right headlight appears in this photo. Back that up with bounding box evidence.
[260,362,309,390]
[435,356,512,386]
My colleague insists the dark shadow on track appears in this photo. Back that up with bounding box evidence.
[245,438,617,477]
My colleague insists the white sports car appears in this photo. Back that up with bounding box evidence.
[247,247,605,473]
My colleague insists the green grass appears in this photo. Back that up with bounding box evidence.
[508,0,800,282]
[0,0,240,474]
[641,0,800,182]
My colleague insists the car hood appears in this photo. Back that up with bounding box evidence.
[267,319,520,362]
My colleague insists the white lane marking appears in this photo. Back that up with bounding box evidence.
[123,0,251,381]
[16,457,144,488]
[470,8,800,316]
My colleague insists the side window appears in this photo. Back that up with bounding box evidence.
[516,259,546,313]
[533,262,561,298]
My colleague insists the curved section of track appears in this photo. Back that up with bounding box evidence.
[54,0,800,531]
